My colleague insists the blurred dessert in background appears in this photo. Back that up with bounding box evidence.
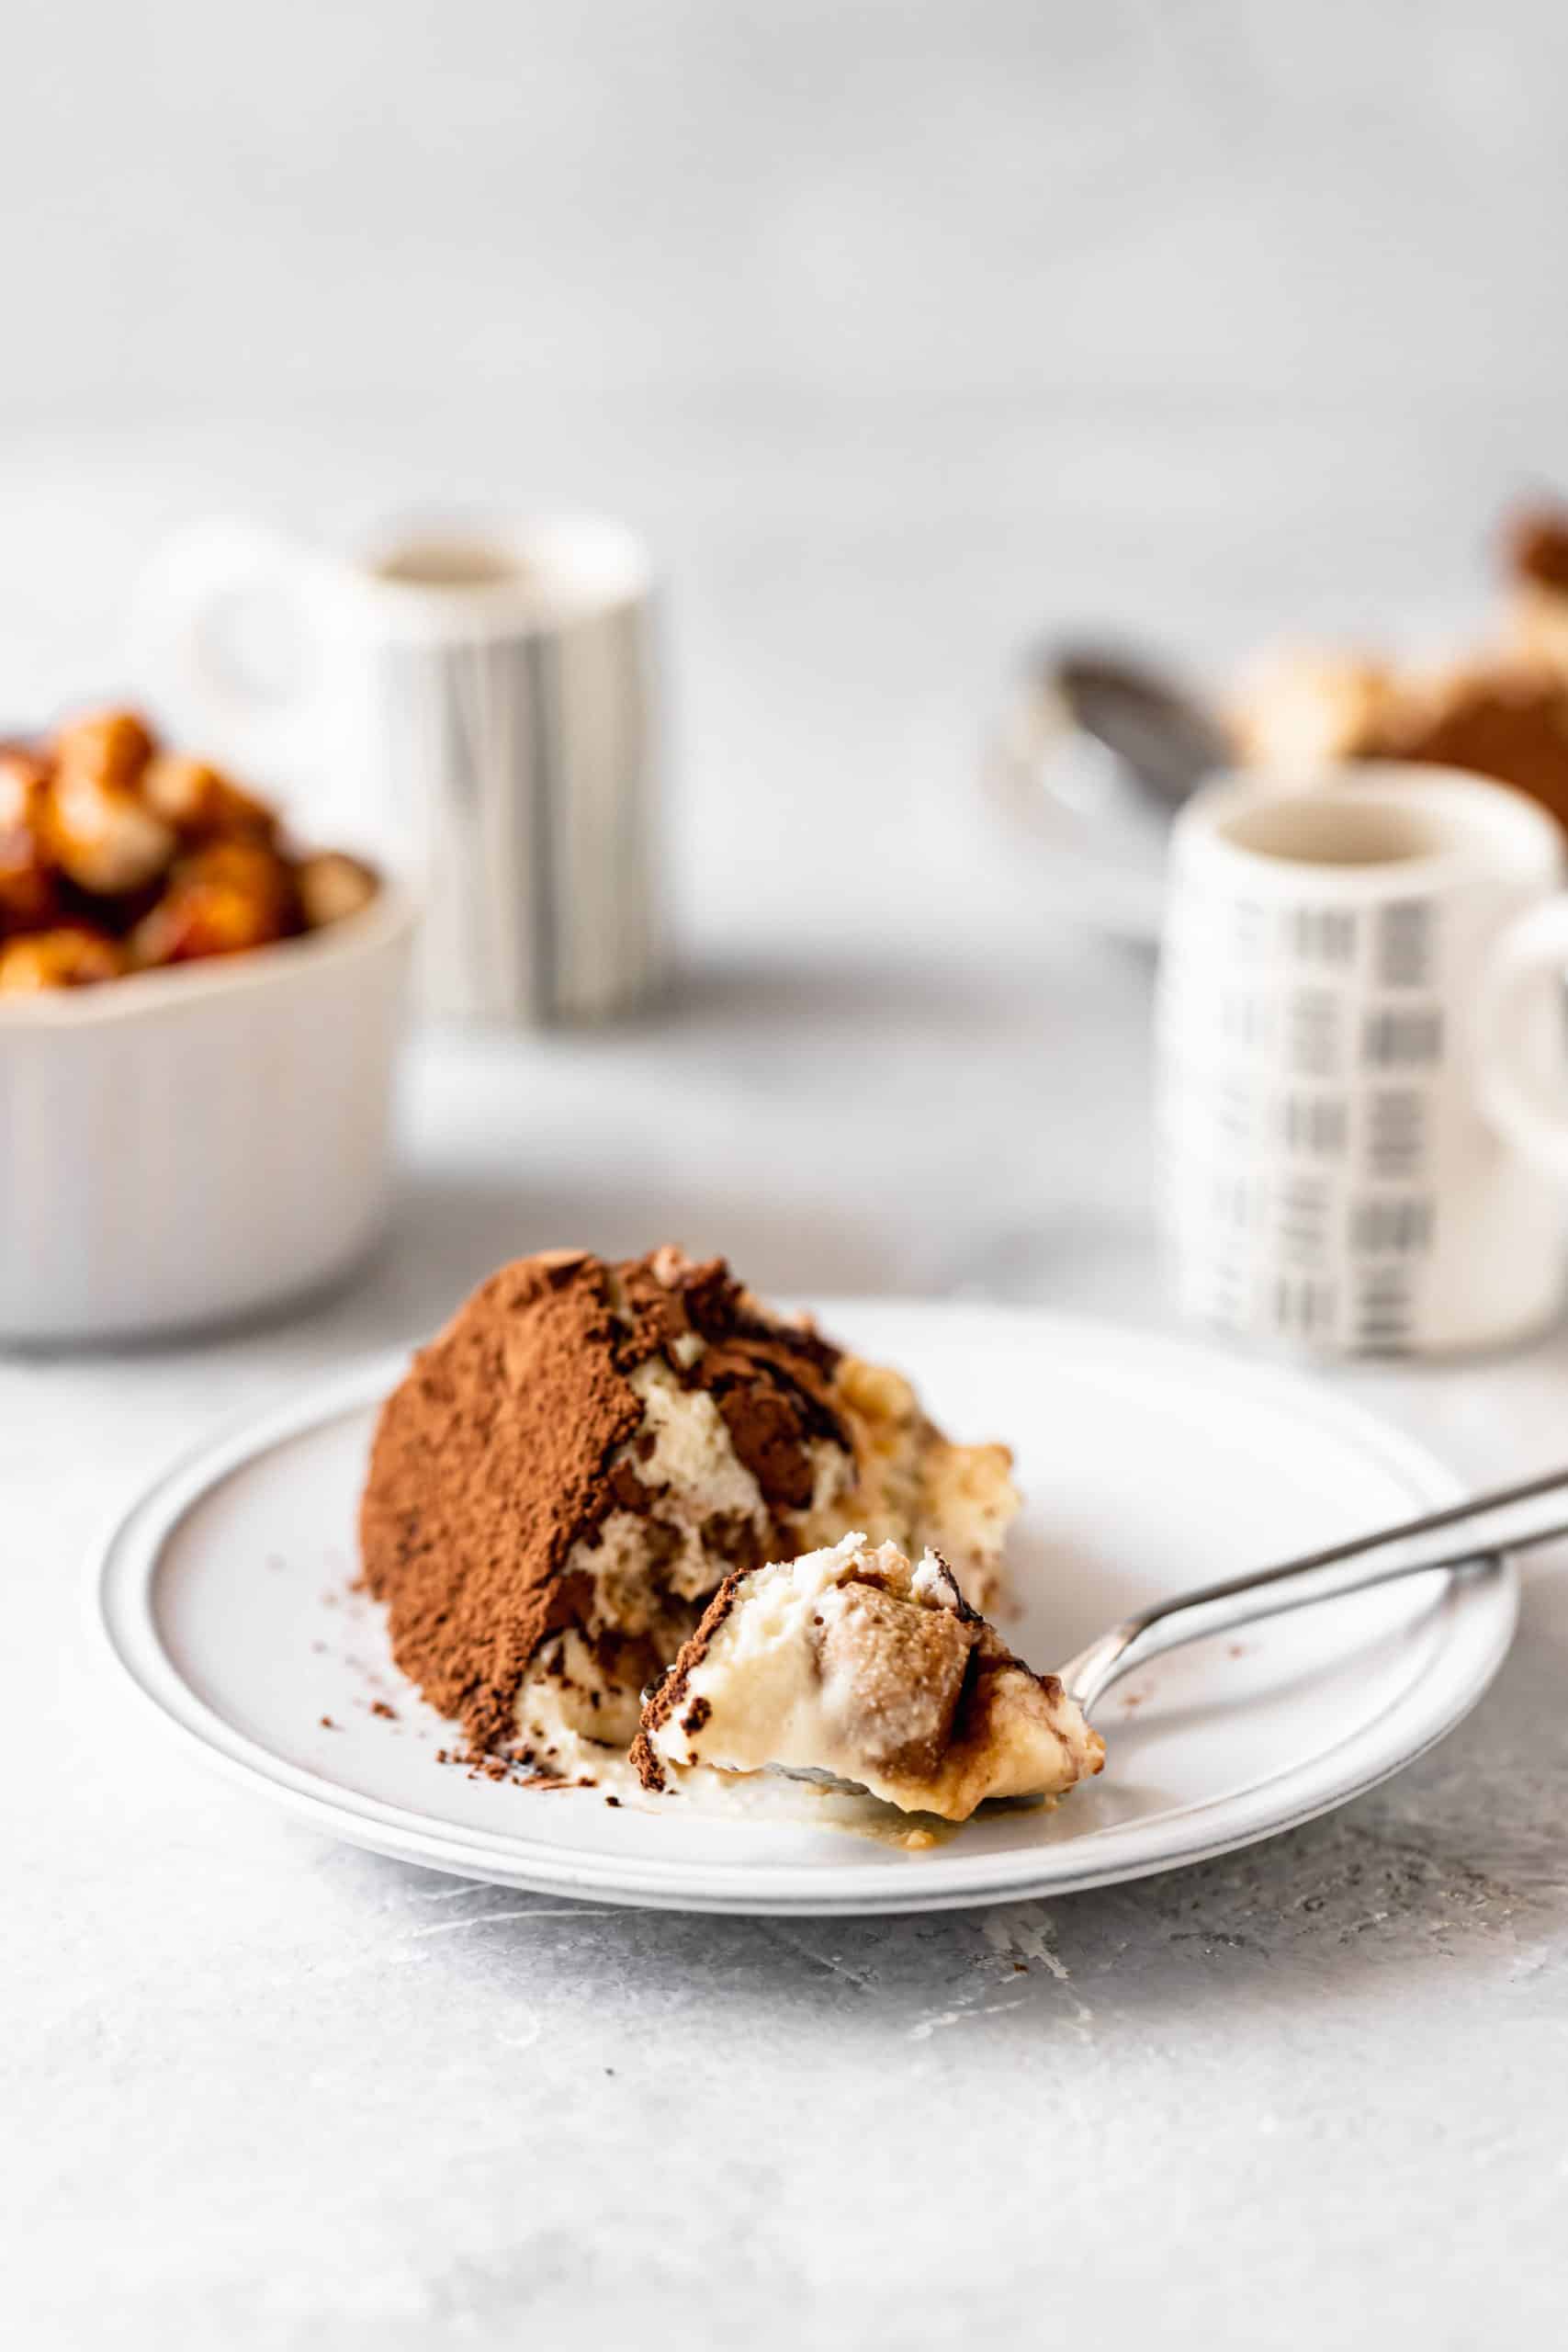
[1232,498,1568,831]
[1230,647,1403,778]
[0,707,377,995]
[1505,503,1568,674]
[359,1248,1021,1780]
[632,1532,1103,1821]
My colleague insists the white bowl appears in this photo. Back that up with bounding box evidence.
[0,884,416,1344]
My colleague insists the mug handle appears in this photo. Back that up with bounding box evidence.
[1477,897,1568,1178]
[130,518,338,789]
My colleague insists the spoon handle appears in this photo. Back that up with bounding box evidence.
[1058,1464,1568,1716]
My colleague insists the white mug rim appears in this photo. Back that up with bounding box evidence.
[346,511,653,634]
[1174,763,1563,897]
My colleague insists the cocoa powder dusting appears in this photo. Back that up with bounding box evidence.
[628,1568,746,1790]
[359,1248,848,1760]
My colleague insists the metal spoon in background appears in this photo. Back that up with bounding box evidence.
[1045,641,1236,816]
[982,640,1237,909]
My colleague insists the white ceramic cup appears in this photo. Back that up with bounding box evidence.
[133,515,663,1026]
[1157,764,1568,1356]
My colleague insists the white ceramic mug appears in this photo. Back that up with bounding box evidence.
[1158,764,1568,1356]
[133,515,664,1026]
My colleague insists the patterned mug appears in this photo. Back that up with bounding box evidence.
[1158,764,1568,1355]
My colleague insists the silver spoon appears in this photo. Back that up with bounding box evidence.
[1044,642,1235,815]
[985,641,1235,871]
[1058,1464,1568,1717]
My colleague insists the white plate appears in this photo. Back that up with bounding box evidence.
[95,1304,1516,1916]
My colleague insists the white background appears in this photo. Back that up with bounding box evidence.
[5,2,1568,944]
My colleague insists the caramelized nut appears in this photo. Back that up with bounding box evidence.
[0,746,48,827]
[294,849,378,929]
[51,709,155,787]
[142,753,276,843]
[0,924,126,993]
[47,708,173,895]
[0,707,363,989]
[130,840,298,967]
[0,750,61,930]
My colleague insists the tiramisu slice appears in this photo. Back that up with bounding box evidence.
[359,1250,1020,1777]
[632,1534,1104,1821]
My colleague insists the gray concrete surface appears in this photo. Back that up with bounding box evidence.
[10,951,1568,2350]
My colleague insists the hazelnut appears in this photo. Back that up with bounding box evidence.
[294,849,378,930]
[130,840,298,967]
[0,924,126,993]
[46,708,173,896]
[141,753,276,844]
[51,709,155,787]
[0,750,60,930]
